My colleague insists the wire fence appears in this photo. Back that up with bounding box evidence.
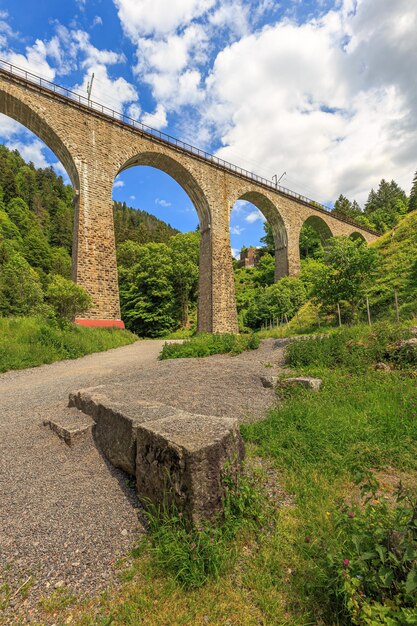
[0,58,381,237]
[260,290,416,334]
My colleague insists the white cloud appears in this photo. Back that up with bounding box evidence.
[129,195,136,200]
[204,0,417,205]
[231,247,240,259]
[6,138,49,169]
[141,103,168,130]
[245,210,265,224]
[230,224,244,235]
[92,15,103,27]
[155,198,172,207]
[113,179,125,188]
[114,0,215,39]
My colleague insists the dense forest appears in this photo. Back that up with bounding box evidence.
[0,144,416,335]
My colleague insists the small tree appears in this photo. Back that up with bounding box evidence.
[45,275,91,321]
[409,170,417,212]
[310,236,379,320]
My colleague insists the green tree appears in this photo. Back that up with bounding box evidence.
[364,180,408,232]
[309,236,379,319]
[299,224,324,260]
[409,170,417,212]
[45,275,91,321]
[244,277,306,329]
[260,221,275,256]
[169,232,200,329]
[0,252,44,316]
[119,242,176,337]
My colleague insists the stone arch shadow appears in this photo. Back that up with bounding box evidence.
[350,231,366,242]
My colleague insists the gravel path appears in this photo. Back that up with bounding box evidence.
[0,339,285,624]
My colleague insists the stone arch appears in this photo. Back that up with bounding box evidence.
[350,231,366,243]
[117,152,210,230]
[302,215,334,244]
[115,151,214,332]
[0,89,80,189]
[232,190,288,280]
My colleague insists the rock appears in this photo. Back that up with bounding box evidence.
[260,375,278,388]
[398,338,417,347]
[69,387,245,523]
[69,388,178,475]
[410,327,417,336]
[283,377,322,391]
[121,529,128,537]
[43,408,93,447]
[136,410,244,523]
[54,580,65,589]
[375,362,391,372]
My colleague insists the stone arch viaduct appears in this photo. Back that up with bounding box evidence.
[0,61,380,333]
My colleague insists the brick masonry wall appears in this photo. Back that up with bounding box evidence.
[0,72,378,333]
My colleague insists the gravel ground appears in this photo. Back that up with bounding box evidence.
[0,339,285,624]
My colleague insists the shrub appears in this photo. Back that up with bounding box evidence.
[322,474,417,625]
[45,275,91,321]
[0,252,44,316]
[286,323,413,371]
[159,332,260,360]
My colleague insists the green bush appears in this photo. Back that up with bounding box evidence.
[322,474,417,625]
[45,275,91,321]
[286,323,413,371]
[159,332,260,360]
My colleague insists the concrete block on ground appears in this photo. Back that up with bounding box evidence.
[43,407,93,447]
[69,387,178,475]
[136,411,244,523]
[283,377,323,391]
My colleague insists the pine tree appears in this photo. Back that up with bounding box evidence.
[409,170,417,212]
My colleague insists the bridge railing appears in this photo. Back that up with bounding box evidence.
[0,58,380,236]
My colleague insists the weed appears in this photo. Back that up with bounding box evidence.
[143,469,268,589]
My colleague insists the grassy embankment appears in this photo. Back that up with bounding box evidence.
[27,322,417,625]
[0,316,137,373]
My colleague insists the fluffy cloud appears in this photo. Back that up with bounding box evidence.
[141,103,168,130]
[245,210,266,224]
[230,224,245,235]
[205,0,417,204]
[114,0,215,38]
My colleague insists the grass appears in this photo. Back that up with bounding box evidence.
[159,332,260,359]
[15,323,417,624]
[0,316,138,373]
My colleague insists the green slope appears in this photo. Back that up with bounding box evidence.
[368,210,417,319]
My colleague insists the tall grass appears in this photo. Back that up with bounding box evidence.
[0,316,137,372]
[159,332,260,359]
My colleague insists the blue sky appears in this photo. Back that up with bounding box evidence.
[0,0,416,255]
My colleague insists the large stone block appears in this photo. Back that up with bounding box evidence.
[136,412,244,523]
[69,387,178,475]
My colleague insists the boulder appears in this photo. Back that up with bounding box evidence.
[283,377,323,391]
[68,387,245,522]
[375,362,391,372]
